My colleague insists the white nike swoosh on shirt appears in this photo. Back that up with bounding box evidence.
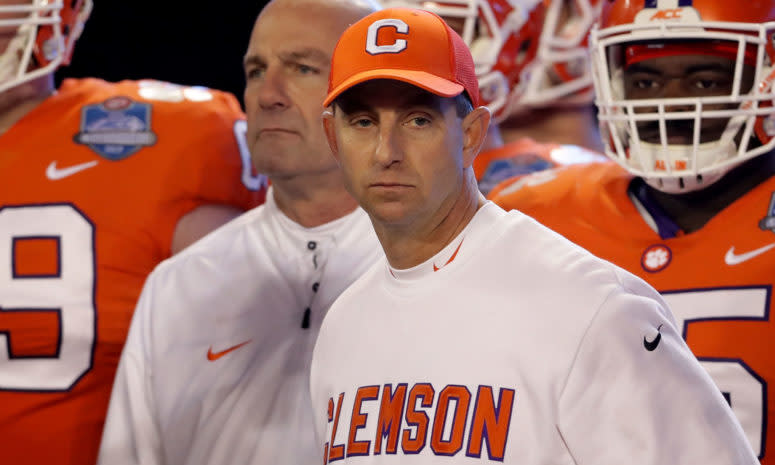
[724,243,775,266]
[46,160,98,180]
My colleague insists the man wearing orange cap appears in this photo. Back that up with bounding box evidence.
[309,7,756,464]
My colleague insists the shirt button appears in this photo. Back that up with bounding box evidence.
[312,282,319,293]
[307,241,317,250]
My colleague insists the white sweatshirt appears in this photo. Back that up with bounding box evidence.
[99,188,382,465]
[311,201,756,465]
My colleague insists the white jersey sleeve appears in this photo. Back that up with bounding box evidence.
[98,274,163,465]
[558,271,754,464]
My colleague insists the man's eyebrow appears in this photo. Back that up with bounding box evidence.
[243,48,330,69]
[626,62,735,76]
[279,48,330,64]
[243,54,264,69]
[686,63,735,75]
[404,91,445,112]
[335,97,370,115]
[625,63,661,75]
[336,87,446,114]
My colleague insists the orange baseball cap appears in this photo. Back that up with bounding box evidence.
[324,7,480,108]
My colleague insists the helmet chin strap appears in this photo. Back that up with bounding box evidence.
[643,169,729,194]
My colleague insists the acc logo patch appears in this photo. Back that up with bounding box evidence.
[641,244,672,273]
[759,192,775,233]
[74,96,157,160]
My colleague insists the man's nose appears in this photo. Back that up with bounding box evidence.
[661,78,695,112]
[256,67,291,111]
[374,121,404,167]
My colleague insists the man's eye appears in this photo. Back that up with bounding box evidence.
[246,67,264,79]
[694,79,718,90]
[297,64,317,74]
[408,116,431,127]
[635,79,658,90]
[354,118,372,128]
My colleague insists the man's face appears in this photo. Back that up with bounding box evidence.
[326,80,468,227]
[622,52,755,145]
[243,3,351,180]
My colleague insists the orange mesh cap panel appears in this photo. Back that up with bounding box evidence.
[324,7,480,107]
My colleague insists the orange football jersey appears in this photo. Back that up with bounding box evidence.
[474,138,605,195]
[491,162,775,463]
[0,78,265,464]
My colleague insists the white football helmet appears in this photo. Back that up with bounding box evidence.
[0,0,92,93]
[378,0,546,122]
[591,0,775,193]
[379,0,603,120]
[519,0,603,108]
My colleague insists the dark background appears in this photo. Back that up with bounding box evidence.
[55,1,272,108]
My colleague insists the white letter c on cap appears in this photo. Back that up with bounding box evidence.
[366,19,408,55]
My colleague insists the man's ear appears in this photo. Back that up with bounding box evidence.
[461,106,491,168]
[322,108,339,161]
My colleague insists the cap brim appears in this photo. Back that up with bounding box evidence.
[323,69,465,107]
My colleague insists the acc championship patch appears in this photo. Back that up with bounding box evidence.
[73,96,157,160]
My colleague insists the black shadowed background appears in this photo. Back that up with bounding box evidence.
[55,1,271,108]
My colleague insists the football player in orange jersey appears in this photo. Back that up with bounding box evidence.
[0,1,265,463]
[380,0,607,195]
[491,0,775,462]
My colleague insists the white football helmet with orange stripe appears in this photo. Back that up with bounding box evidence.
[378,0,603,120]
[0,0,92,93]
[519,0,603,108]
[377,0,546,122]
[591,0,775,193]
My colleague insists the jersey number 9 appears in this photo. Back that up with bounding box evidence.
[0,204,96,392]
